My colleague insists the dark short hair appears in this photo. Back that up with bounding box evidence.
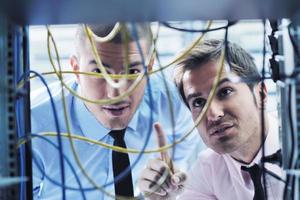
[173,39,261,105]
[75,23,153,58]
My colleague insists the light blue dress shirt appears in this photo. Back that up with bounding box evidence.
[31,73,204,200]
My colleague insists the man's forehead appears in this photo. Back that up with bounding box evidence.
[182,65,242,95]
[95,40,149,56]
[183,61,243,82]
[83,36,148,48]
[182,65,217,86]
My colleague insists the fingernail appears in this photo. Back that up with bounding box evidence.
[157,190,167,196]
[172,175,180,184]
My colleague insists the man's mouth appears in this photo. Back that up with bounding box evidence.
[102,104,130,116]
[208,123,234,136]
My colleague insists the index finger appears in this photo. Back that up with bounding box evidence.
[154,122,174,173]
[154,122,167,154]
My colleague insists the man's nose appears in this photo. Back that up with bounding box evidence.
[206,100,224,122]
[106,79,127,98]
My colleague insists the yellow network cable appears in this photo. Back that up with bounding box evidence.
[89,22,121,43]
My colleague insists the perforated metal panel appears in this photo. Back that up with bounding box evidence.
[0,16,20,200]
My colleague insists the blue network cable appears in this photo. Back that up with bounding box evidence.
[16,96,28,200]
[17,70,67,200]
[28,134,86,200]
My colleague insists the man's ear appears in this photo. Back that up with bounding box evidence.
[70,55,80,84]
[254,82,268,109]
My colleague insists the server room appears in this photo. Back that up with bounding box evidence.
[1,0,300,199]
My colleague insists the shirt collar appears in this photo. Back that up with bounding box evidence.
[127,106,140,133]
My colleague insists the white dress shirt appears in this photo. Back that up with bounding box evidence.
[179,115,285,200]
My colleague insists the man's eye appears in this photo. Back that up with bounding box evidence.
[128,69,141,74]
[191,98,206,108]
[92,68,101,73]
[217,88,233,98]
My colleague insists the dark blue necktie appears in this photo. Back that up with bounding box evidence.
[261,149,282,166]
[241,149,282,200]
[241,164,265,200]
[109,129,134,197]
